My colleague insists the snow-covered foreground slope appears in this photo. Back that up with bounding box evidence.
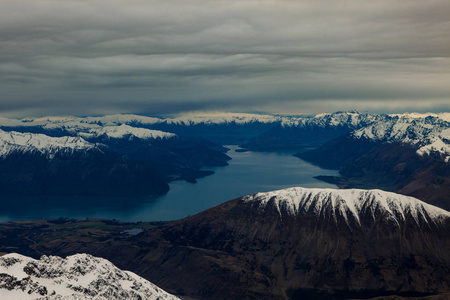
[242,187,450,227]
[0,253,179,300]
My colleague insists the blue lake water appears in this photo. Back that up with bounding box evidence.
[0,146,339,222]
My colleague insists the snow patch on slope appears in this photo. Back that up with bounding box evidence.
[0,253,179,300]
[242,187,450,227]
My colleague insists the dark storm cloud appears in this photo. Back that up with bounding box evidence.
[0,0,449,117]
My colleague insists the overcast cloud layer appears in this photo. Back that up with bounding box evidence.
[0,0,449,117]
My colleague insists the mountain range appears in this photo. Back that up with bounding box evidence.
[1,111,449,211]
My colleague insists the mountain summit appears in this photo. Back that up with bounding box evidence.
[242,187,450,228]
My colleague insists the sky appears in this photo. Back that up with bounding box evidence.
[0,0,449,118]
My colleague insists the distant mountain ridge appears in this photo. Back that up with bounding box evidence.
[1,112,282,127]
[2,111,449,151]
[242,111,389,150]
[0,113,284,145]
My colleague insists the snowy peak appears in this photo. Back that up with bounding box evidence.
[242,187,450,227]
[0,130,96,159]
[352,115,450,162]
[0,253,179,300]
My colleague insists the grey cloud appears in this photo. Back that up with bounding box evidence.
[0,0,449,117]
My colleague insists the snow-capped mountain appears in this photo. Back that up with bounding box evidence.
[116,187,450,299]
[242,187,450,227]
[0,129,97,159]
[0,253,179,300]
[352,115,450,162]
[77,124,176,140]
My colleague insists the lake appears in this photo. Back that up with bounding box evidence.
[0,146,339,222]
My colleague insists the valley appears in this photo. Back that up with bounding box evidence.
[1,111,450,299]
[2,2,449,298]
